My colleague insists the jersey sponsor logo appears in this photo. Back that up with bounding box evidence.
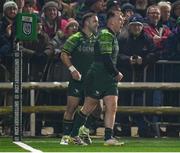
[74,88,79,94]
[93,90,100,97]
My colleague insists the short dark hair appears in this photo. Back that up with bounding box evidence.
[107,11,116,21]
[81,12,97,27]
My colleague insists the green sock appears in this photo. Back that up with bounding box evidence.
[71,111,87,137]
[105,128,113,141]
[63,119,73,135]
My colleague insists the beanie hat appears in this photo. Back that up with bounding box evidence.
[60,19,68,34]
[121,3,135,13]
[64,18,79,30]
[61,18,79,34]
[3,1,18,12]
[128,14,144,26]
[43,1,59,11]
[107,0,120,11]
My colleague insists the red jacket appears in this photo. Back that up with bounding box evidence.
[143,24,171,49]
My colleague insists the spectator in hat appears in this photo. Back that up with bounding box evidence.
[117,14,158,137]
[106,0,121,12]
[121,3,135,25]
[0,1,18,103]
[46,18,79,59]
[0,1,18,57]
[44,0,63,11]
[41,1,68,39]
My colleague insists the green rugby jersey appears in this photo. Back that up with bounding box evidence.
[62,31,96,78]
[93,28,119,69]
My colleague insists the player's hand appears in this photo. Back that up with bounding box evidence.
[71,70,82,81]
[115,72,123,82]
[6,24,12,37]
[153,35,161,44]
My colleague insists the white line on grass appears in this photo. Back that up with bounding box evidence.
[13,141,43,153]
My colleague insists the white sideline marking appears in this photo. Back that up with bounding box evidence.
[13,141,43,153]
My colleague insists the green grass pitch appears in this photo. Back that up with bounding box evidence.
[0,137,180,152]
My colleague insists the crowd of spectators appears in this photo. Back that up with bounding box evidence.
[0,0,180,137]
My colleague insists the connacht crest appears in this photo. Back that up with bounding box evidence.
[23,22,32,35]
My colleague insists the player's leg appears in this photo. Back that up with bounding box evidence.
[70,96,98,145]
[60,96,80,145]
[103,95,124,146]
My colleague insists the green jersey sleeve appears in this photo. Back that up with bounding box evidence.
[62,33,80,54]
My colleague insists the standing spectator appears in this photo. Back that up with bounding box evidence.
[15,0,25,12]
[76,0,106,28]
[121,3,135,25]
[0,1,18,76]
[117,14,158,137]
[134,0,148,18]
[171,0,180,27]
[70,11,124,146]
[60,12,99,145]
[0,0,6,19]
[144,5,171,53]
[41,1,67,39]
[22,19,50,82]
[158,1,174,30]
[106,0,121,12]
[144,5,172,133]
[23,0,39,14]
